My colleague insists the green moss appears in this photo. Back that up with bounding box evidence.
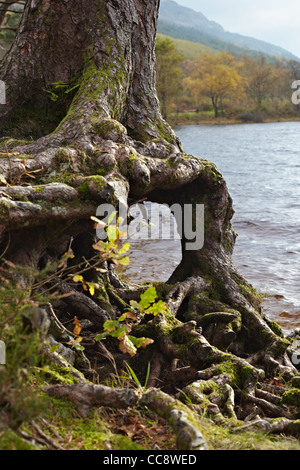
[96,282,116,315]
[268,336,290,358]
[264,317,284,337]
[32,186,45,193]
[153,116,176,144]
[0,429,38,450]
[96,168,108,176]
[77,175,108,200]
[281,389,300,407]
[132,301,180,342]
[200,415,300,450]
[153,281,178,299]
[211,358,257,390]
[49,399,146,450]
[77,181,90,198]
[202,160,223,183]
[53,149,72,166]
[93,118,127,141]
[55,30,126,132]
[0,199,11,220]
[200,311,241,328]
[34,364,84,385]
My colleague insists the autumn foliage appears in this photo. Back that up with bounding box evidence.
[155,38,300,122]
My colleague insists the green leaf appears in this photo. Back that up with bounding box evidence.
[72,274,84,283]
[103,320,120,332]
[118,242,130,255]
[109,325,128,338]
[122,311,137,320]
[145,299,167,316]
[144,362,151,390]
[125,363,141,387]
[107,224,118,242]
[128,335,154,349]
[107,210,117,226]
[87,282,96,296]
[119,337,137,357]
[139,286,157,309]
[118,312,130,322]
[92,240,107,252]
[95,332,109,341]
[0,174,9,186]
[73,343,85,351]
[129,300,140,310]
[117,256,130,266]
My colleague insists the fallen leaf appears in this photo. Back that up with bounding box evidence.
[73,316,82,336]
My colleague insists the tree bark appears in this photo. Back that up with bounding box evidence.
[0,0,177,144]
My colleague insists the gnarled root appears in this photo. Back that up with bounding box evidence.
[43,383,209,450]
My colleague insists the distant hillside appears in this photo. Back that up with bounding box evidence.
[156,33,217,60]
[157,21,259,59]
[158,0,300,61]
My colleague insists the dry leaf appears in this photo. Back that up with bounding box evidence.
[73,316,82,336]
[119,335,137,357]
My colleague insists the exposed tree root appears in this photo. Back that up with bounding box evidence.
[38,276,300,446]
[43,383,209,450]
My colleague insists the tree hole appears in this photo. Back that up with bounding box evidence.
[122,202,182,284]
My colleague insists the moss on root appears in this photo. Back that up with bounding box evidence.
[281,389,300,407]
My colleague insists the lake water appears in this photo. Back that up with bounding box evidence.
[124,122,300,333]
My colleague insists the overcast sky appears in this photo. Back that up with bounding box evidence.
[174,0,300,58]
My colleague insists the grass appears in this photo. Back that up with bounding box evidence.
[201,417,300,451]
[0,384,177,450]
[156,33,217,60]
[2,381,300,450]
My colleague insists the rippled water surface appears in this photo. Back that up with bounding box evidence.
[125,122,300,332]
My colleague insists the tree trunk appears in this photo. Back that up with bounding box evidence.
[0,0,177,144]
[0,0,299,448]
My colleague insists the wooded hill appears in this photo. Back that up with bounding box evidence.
[158,0,300,61]
[155,36,300,124]
[155,2,300,124]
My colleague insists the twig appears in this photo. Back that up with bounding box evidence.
[47,302,76,339]
[0,231,10,258]
[31,421,65,450]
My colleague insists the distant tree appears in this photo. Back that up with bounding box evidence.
[287,59,300,81]
[185,52,244,117]
[241,55,276,106]
[155,37,185,119]
[267,61,293,106]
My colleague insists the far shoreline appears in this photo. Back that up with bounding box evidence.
[170,116,300,127]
